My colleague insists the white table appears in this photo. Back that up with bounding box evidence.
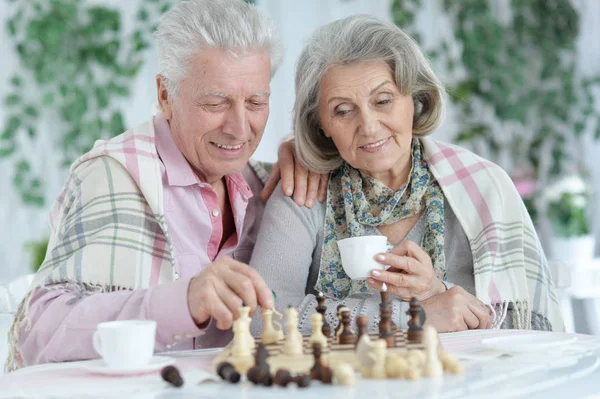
[1,329,599,399]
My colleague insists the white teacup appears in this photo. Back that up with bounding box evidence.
[337,235,388,279]
[93,320,156,369]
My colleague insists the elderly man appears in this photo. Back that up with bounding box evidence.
[6,0,324,371]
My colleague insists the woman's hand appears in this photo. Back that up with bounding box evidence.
[366,240,446,302]
[260,139,328,208]
[421,286,493,332]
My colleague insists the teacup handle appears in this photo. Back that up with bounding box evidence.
[92,330,104,358]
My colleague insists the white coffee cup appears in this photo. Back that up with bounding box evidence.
[93,320,156,369]
[337,235,388,279]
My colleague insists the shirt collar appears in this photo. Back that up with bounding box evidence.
[154,113,254,199]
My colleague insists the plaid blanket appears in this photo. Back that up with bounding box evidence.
[423,138,563,332]
[5,117,269,372]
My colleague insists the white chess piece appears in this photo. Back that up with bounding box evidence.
[231,316,254,374]
[422,326,443,378]
[261,308,284,344]
[309,312,328,349]
[356,332,373,370]
[283,306,303,355]
[364,339,387,379]
[238,305,255,350]
[333,363,356,386]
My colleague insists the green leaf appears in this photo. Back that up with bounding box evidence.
[109,111,125,135]
[574,121,585,136]
[42,92,55,106]
[5,94,20,107]
[0,144,15,157]
[10,75,22,87]
[28,126,36,137]
[24,106,39,118]
[137,8,149,22]
[595,117,600,140]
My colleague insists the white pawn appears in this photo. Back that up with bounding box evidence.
[333,363,356,386]
[261,308,284,344]
[283,306,303,356]
[422,326,443,378]
[309,312,328,349]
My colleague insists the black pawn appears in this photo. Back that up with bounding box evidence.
[161,365,184,387]
[217,362,241,384]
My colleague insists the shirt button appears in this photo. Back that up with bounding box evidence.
[174,335,181,341]
[174,272,180,280]
[212,209,219,217]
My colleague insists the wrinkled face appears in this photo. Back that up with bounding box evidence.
[157,48,271,184]
[318,61,414,179]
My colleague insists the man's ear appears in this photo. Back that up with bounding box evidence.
[156,74,173,120]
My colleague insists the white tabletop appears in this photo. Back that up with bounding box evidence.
[1,329,599,399]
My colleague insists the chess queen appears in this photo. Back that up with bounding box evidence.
[250,15,564,335]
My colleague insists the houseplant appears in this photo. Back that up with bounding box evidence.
[544,173,595,260]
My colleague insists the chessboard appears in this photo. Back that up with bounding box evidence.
[212,329,425,375]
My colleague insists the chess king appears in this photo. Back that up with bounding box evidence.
[6,0,328,372]
[249,14,564,334]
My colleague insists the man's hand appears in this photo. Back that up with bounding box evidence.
[187,256,274,330]
[367,240,446,302]
[260,140,328,208]
[420,286,493,333]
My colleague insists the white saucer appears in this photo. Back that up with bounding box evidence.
[481,334,577,353]
[81,356,176,375]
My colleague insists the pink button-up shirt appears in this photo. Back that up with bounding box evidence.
[18,114,265,366]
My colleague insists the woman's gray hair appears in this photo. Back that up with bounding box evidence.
[295,15,445,173]
[155,0,282,97]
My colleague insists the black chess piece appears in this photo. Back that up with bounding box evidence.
[161,365,184,387]
[316,292,331,337]
[217,362,241,384]
[339,310,357,345]
[407,297,425,343]
[247,343,272,385]
[310,342,332,384]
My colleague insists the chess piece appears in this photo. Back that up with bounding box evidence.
[217,362,241,383]
[422,326,443,378]
[161,365,184,387]
[334,305,346,338]
[283,306,303,356]
[333,363,356,386]
[309,312,328,349]
[274,369,293,387]
[238,303,256,350]
[407,297,425,343]
[247,343,272,386]
[406,349,426,369]
[261,308,284,344]
[310,342,332,384]
[355,315,368,349]
[338,310,357,345]
[363,339,387,379]
[316,292,331,337]
[379,285,394,348]
[385,354,409,379]
[293,374,311,388]
[231,315,254,374]
[356,330,373,371]
[440,352,464,374]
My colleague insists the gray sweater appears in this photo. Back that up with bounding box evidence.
[249,183,475,335]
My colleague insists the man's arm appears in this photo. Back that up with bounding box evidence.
[19,279,204,366]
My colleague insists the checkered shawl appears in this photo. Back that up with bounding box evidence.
[5,117,269,372]
[422,137,563,332]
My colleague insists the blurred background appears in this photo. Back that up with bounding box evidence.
[0,0,599,346]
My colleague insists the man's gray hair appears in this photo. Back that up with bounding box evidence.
[155,0,282,96]
[294,15,445,173]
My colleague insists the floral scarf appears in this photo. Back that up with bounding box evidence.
[317,138,445,298]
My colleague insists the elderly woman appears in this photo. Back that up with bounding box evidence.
[250,15,564,333]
